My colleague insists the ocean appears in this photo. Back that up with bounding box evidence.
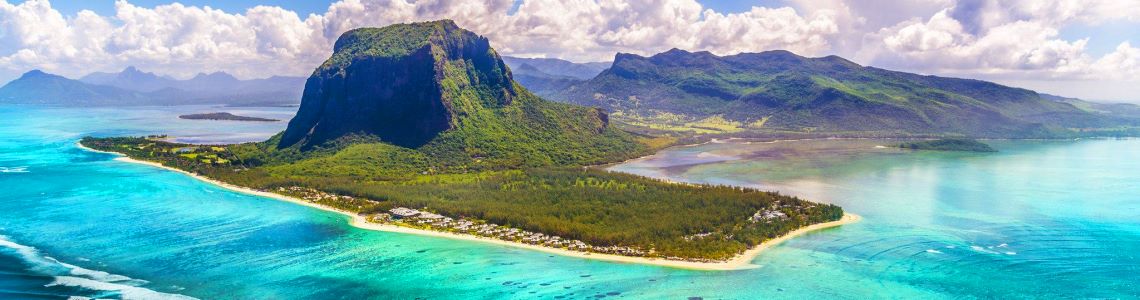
[1,105,1137,299]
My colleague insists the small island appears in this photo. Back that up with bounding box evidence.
[179,112,279,122]
[898,138,997,152]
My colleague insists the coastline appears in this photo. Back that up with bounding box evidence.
[77,142,861,271]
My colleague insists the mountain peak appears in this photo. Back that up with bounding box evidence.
[191,71,238,82]
[280,20,518,149]
[276,20,634,168]
[329,19,468,62]
[20,69,51,78]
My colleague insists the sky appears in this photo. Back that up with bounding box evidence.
[1,0,1138,102]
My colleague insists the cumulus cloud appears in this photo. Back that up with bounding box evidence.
[865,0,1139,82]
[0,0,1137,101]
[0,0,841,80]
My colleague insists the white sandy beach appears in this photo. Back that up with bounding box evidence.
[78,142,861,271]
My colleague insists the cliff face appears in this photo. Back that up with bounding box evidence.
[275,20,643,168]
[279,20,516,149]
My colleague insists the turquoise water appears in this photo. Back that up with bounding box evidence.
[1,106,1138,299]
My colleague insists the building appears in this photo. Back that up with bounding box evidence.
[389,207,421,219]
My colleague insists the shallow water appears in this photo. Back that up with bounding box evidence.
[1,105,1137,299]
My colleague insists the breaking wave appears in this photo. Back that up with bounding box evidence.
[0,235,196,299]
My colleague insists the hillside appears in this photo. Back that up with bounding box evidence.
[549,49,1131,137]
[83,20,844,261]
[1041,93,1140,121]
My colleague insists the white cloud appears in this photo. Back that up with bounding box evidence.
[866,0,1139,84]
[0,0,1138,101]
[0,0,840,80]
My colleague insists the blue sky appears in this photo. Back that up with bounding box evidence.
[2,0,1139,102]
[1059,20,1139,57]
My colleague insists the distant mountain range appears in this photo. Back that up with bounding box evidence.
[501,56,610,80]
[501,56,609,97]
[0,67,305,106]
[537,49,1139,138]
[1040,93,1140,121]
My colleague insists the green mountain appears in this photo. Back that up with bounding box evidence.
[549,49,1129,137]
[277,19,646,169]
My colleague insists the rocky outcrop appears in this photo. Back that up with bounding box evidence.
[279,20,517,149]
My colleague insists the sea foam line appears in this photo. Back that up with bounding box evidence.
[0,235,196,299]
[0,166,29,173]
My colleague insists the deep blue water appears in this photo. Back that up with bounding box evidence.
[1,105,1137,299]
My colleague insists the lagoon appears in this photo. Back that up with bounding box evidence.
[1,105,1137,299]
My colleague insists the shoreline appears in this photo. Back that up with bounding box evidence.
[77,142,861,271]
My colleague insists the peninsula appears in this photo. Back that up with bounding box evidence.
[80,20,849,269]
[179,112,279,122]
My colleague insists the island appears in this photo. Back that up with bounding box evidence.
[897,138,997,152]
[179,112,279,122]
[79,20,852,270]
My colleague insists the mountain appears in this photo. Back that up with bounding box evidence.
[3,68,306,107]
[277,20,645,168]
[0,70,146,105]
[550,49,1127,137]
[501,56,610,97]
[501,56,609,80]
[80,66,178,92]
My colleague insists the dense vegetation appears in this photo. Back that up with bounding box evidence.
[898,139,997,152]
[547,49,1140,138]
[82,136,842,259]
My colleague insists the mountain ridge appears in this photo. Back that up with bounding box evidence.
[1,68,305,106]
[546,48,1129,137]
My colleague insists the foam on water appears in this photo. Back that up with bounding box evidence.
[0,235,195,299]
[46,277,196,300]
[0,166,28,173]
